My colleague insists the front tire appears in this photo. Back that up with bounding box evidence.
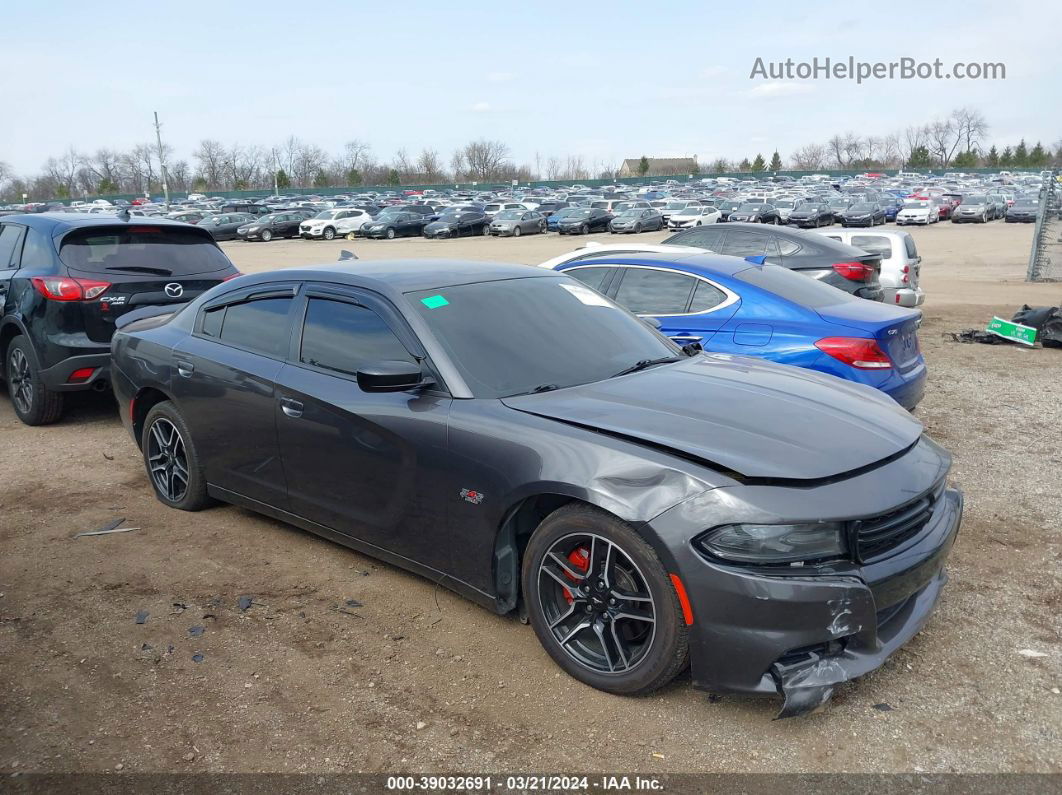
[522,504,689,695]
[513,225,522,237]
[580,224,590,235]
[385,227,396,240]
[260,229,273,242]
[6,336,63,426]
[323,227,336,240]
[141,401,210,511]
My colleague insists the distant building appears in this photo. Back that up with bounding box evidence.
[618,157,699,178]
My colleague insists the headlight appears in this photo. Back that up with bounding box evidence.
[696,522,846,564]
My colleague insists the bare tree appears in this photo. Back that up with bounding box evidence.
[449,150,466,181]
[169,160,190,192]
[545,156,561,180]
[926,118,962,168]
[461,139,511,181]
[342,140,371,172]
[790,144,826,170]
[193,139,227,189]
[900,125,929,165]
[416,148,444,182]
[952,107,989,155]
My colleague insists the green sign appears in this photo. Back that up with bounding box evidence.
[420,294,449,309]
[986,316,1037,346]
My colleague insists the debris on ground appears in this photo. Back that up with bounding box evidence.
[192,653,204,663]
[237,596,254,612]
[1018,649,1049,658]
[952,305,1062,347]
[134,610,149,625]
[872,703,894,712]
[344,599,363,608]
[75,518,140,538]
[188,626,205,638]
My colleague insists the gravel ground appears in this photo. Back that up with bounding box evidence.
[1,221,1059,775]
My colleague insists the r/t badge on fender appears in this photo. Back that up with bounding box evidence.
[460,488,484,505]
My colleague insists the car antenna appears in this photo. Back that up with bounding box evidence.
[338,249,358,261]
[117,207,131,222]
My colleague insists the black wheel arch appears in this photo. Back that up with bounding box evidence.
[0,316,32,367]
[131,386,177,449]
[491,490,676,617]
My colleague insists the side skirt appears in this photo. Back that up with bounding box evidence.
[207,484,501,613]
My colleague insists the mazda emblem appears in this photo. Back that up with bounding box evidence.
[164,283,184,298]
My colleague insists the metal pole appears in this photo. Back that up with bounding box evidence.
[273,149,279,197]
[153,111,170,208]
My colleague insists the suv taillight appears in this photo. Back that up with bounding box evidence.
[831,261,874,281]
[815,337,892,369]
[31,277,111,301]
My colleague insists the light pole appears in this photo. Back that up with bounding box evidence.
[154,111,170,207]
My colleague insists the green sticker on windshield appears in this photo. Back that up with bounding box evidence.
[421,294,449,309]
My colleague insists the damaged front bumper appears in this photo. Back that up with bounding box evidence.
[647,441,963,717]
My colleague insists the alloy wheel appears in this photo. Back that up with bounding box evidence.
[537,532,657,674]
[147,418,190,503]
[9,347,33,415]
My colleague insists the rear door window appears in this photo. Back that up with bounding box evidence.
[17,227,54,268]
[217,297,294,358]
[719,230,770,257]
[613,267,697,315]
[59,226,232,276]
[904,236,918,258]
[0,224,26,268]
[668,227,724,250]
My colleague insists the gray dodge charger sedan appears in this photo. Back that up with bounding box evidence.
[110,260,962,718]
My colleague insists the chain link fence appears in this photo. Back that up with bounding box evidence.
[1027,169,1062,281]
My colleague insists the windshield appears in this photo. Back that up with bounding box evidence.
[848,203,876,212]
[903,200,929,207]
[617,209,643,217]
[665,202,689,210]
[567,209,591,218]
[554,208,580,220]
[964,195,987,204]
[737,203,762,211]
[407,276,677,399]
[495,210,523,220]
[314,210,339,220]
[59,226,233,276]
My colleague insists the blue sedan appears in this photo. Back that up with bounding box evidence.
[555,252,926,409]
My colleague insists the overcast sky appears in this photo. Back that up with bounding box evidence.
[1,0,1058,175]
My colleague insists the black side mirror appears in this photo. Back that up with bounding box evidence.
[356,361,433,392]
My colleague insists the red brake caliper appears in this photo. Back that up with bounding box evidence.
[562,546,590,605]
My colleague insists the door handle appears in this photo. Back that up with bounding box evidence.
[669,336,702,342]
[279,397,303,418]
[176,360,195,377]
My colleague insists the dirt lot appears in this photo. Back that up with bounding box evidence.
[1,221,1060,775]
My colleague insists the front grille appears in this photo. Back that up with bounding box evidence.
[855,480,945,560]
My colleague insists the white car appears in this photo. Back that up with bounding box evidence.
[667,205,722,229]
[895,200,939,225]
[815,228,925,308]
[537,242,713,270]
[299,208,372,240]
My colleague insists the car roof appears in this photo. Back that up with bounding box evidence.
[1,212,202,234]
[238,259,558,295]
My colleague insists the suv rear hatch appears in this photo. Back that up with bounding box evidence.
[58,224,238,344]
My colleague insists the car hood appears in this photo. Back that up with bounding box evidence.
[501,355,922,481]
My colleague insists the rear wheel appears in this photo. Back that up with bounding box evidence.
[6,336,63,426]
[141,401,210,511]
[523,504,689,695]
